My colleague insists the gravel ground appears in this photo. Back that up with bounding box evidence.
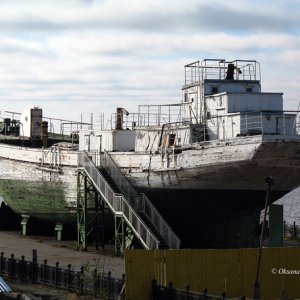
[0,231,125,278]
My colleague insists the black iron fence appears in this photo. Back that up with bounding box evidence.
[263,221,300,240]
[283,221,300,239]
[151,280,246,300]
[0,252,125,299]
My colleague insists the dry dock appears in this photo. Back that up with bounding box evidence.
[0,231,125,278]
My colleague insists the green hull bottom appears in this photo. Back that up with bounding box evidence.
[0,178,73,224]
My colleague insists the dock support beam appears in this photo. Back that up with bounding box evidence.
[55,223,63,241]
[77,171,87,251]
[114,215,134,255]
[20,214,30,236]
[77,170,106,251]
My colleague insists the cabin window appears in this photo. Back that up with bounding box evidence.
[169,134,176,146]
[246,87,253,93]
[211,86,218,94]
[184,93,188,102]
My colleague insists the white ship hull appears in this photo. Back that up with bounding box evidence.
[0,134,299,247]
[111,135,300,192]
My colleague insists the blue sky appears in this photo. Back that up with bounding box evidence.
[0,0,299,122]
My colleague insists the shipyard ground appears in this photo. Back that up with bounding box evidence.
[0,231,125,277]
[0,231,125,299]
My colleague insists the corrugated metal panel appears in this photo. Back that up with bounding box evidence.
[125,248,300,300]
[227,93,283,113]
[125,250,156,300]
[0,276,12,293]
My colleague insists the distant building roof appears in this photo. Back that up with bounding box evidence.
[0,276,12,293]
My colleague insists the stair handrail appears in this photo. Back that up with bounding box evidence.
[78,151,160,250]
[103,150,181,249]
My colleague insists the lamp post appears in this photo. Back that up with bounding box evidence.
[253,176,274,300]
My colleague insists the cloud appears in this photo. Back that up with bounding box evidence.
[0,0,299,120]
[0,0,299,34]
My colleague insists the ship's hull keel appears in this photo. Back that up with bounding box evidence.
[138,188,287,248]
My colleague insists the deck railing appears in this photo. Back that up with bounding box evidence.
[78,151,160,249]
[137,104,182,127]
[103,150,181,249]
[194,110,299,143]
[184,59,260,85]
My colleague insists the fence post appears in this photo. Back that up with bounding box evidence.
[93,268,98,298]
[185,284,190,300]
[151,279,158,300]
[55,262,59,288]
[20,255,25,281]
[10,254,15,279]
[79,266,84,295]
[67,264,71,291]
[31,253,38,284]
[43,259,47,285]
[0,252,4,275]
[203,288,208,300]
[168,282,174,300]
[107,271,112,299]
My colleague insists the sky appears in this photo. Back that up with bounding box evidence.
[0,0,300,124]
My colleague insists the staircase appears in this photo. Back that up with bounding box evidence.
[78,151,180,250]
[99,168,169,249]
[102,150,180,249]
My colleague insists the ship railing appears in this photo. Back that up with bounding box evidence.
[184,59,260,85]
[43,116,91,137]
[78,151,160,250]
[137,104,182,127]
[80,105,183,130]
[201,110,299,143]
[103,150,181,249]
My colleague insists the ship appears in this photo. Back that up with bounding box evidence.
[1,58,300,249]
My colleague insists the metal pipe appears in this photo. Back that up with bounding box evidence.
[253,176,274,300]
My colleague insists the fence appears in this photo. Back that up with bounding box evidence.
[283,221,300,239]
[151,280,245,300]
[0,252,124,299]
[262,221,300,240]
[125,248,300,300]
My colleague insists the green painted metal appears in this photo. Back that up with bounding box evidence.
[77,171,87,250]
[77,170,107,251]
[0,178,72,224]
[269,204,283,247]
[114,216,125,255]
[114,215,134,255]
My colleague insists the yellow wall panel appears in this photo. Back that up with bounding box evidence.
[125,248,300,300]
